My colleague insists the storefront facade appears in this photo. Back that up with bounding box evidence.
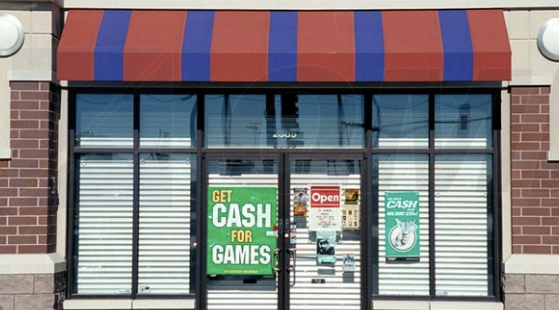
[0,1,559,310]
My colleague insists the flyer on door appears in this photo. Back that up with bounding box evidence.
[207,187,278,275]
[384,191,420,262]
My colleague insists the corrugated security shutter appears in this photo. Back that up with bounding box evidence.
[207,171,278,310]
[289,174,361,310]
[138,154,194,294]
[77,154,134,294]
[435,155,489,296]
[376,155,430,295]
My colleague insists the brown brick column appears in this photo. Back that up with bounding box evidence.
[510,86,559,255]
[0,81,64,310]
[0,81,59,254]
[505,85,559,310]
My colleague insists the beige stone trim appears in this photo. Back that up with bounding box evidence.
[548,71,559,161]
[373,300,429,310]
[0,54,11,160]
[133,299,195,309]
[64,300,132,310]
[0,147,11,159]
[62,0,559,10]
[8,70,56,82]
[64,299,195,310]
[501,89,512,261]
[56,89,68,256]
[0,254,65,274]
[505,254,559,275]
[373,301,503,310]
[430,301,503,310]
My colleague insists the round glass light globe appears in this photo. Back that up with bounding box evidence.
[538,18,559,61]
[0,14,24,57]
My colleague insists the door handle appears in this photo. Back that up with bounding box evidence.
[287,248,296,286]
[272,248,281,274]
[287,248,296,272]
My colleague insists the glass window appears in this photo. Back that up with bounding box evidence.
[435,94,493,149]
[205,94,268,148]
[273,94,364,149]
[140,94,197,148]
[76,94,133,148]
[204,94,364,148]
[373,95,429,149]
[75,153,134,294]
[435,154,493,297]
[72,93,198,297]
[138,154,197,294]
[373,154,430,296]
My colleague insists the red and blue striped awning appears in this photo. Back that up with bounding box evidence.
[57,10,511,83]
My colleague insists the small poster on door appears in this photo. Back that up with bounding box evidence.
[342,204,360,230]
[293,187,308,216]
[343,254,356,272]
[308,186,342,231]
[344,188,359,204]
[385,191,420,262]
[316,230,336,265]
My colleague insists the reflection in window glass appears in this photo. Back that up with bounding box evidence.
[76,94,133,148]
[75,153,133,294]
[373,95,429,149]
[138,154,196,294]
[204,94,364,148]
[435,154,493,297]
[435,95,492,149]
[374,154,430,296]
[273,94,364,149]
[206,159,278,310]
[205,95,268,148]
[140,95,197,148]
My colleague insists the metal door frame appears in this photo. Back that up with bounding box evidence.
[200,150,370,310]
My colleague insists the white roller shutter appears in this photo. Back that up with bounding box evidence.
[76,155,134,294]
[377,157,430,296]
[138,155,193,294]
[207,172,279,310]
[289,174,361,310]
[435,157,489,296]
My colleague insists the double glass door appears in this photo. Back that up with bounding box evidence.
[205,154,364,310]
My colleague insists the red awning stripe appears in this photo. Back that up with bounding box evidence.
[58,10,104,81]
[468,10,512,81]
[211,11,270,82]
[57,9,511,82]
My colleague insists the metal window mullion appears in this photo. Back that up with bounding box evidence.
[67,91,78,297]
[428,93,436,299]
[197,92,207,310]
[131,92,141,297]
[492,92,501,301]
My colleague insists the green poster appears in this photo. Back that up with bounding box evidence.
[384,192,420,261]
[207,187,278,275]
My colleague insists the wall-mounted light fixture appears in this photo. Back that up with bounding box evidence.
[0,13,24,57]
[538,18,559,61]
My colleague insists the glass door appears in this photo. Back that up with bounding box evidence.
[286,158,363,310]
[206,158,281,310]
[204,155,364,310]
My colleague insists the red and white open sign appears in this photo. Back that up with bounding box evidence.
[310,186,340,208]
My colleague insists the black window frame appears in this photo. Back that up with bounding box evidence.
[66,84,502,305]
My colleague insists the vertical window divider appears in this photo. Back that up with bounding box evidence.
[365,92,377,299]
[362,91,373,308]
[67,91,77,297]
[196,92,207,310]
[428,93,436,298]
[131,91,141,297]
[492,91,502,301]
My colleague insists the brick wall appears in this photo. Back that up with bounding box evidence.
[0,81,60,254]
[511,86,559,254]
